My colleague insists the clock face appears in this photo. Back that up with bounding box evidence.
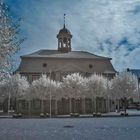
[63,37,67,43]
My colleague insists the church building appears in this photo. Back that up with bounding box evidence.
[17,16,116,82]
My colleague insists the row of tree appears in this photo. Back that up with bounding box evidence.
[0,72,138,114]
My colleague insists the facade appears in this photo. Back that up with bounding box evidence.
[17,24,116,82]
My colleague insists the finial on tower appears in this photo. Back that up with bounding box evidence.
[64,14,66,28]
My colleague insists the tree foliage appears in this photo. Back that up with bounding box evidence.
[31,74,59,100]
[86,74,107,98]
[62,73,87,99]
[0,74,29,99]
[110,72,138,99]
[0,1,24,81]
[0,72,138,102]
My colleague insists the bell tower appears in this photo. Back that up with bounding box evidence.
[57,14,72,53]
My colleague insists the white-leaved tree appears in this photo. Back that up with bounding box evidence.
[0,1,24,82]
[1,74,29,113]
[110,72,138,113]
[62,73,86,113]
[111,72,138,100]
[86,74,107,113]
[32,75,50,114]
[31,74,59,116]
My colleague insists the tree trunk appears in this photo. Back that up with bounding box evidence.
[50,98,52,118]
[15,98,17,113]
[55,99,58,115]
[28,100,31,116]
[124,97,127,114]
[106,98,110,112]
[94,97,97,113]
[91,98,94,113]
[69,98,72,113]
[41,98,44,113]
[74,99,76,113]
[83,97,86,114]
[8,93,11,116]
[116,99,120,112]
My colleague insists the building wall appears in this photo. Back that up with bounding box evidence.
[18,57,115,82]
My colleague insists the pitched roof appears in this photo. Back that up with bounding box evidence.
[21,49,111,60]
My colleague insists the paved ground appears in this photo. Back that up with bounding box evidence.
[0,117,140,140]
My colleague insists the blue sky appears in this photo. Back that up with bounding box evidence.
[5,0,140,71]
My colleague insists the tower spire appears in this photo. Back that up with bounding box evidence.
[64,14,66,28]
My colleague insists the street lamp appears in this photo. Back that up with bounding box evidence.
[49,70,52,118]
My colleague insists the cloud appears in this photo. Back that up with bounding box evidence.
[6,0,140,71]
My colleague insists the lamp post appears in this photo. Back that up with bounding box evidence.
[49,70,52,118]
[8,91,11,117]
[7,74,11,117]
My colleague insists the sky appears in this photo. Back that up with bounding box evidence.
[5,0,140,71]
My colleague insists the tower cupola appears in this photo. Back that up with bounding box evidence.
[57,14,72,53]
